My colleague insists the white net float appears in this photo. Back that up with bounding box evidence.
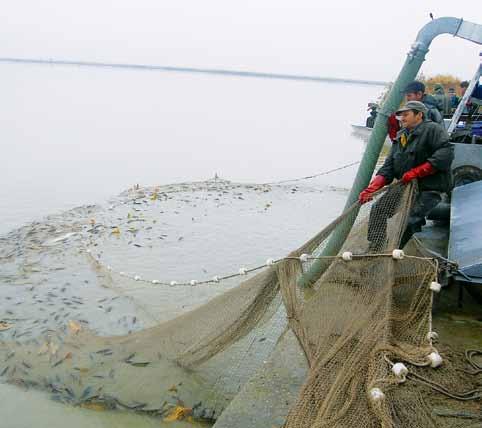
[392,249,405,260]
[342,251,353,261]
[392,362,408,379]
[428,351,443,368]
[369,387,385,402]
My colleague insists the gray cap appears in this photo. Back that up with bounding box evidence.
[395,100,428,115]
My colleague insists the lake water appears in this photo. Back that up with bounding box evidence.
[1,62,380,234]
[0,62,381,427]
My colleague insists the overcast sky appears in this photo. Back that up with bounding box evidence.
[1,0,481,82]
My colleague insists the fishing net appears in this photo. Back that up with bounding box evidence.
[0,182,480,426]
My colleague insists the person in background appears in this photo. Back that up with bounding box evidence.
[432,83,451,115]
[366,103,378,128]
[359,101,453,252]
[403,81,443,124]
[448,88,459,112]
[460,80,470,97]
[460,80,482,115]
[472,81,482,99]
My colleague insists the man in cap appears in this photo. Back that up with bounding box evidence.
[403,81,443,124]
[359,101,453,251]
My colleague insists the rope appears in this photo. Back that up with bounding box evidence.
[85,246,434,288]
[404,349,482,401]
[99,160,359,216]
[84,182,428,288]
[262,161,360,185]
[464,349,482,375]
[407,371,482,401]
[412,235,459,271]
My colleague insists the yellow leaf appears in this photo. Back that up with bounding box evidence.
[167,384,178,393]
[111,227,120,235]
[81,402,107,412]
[0,321,12,331]
[68,320,82,334]
[49,342,59,356]
[163,406,192,422]
[38,343,49,355]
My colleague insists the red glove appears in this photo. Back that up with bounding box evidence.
[388,114,400,141]
[401,162,436,184]
[359,175,387,204]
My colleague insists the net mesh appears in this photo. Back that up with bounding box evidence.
[1,182,480,425]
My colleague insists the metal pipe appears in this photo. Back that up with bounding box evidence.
[299,17,482,287]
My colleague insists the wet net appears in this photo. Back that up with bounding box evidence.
[0,182,480,426]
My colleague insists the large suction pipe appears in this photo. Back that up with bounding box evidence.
[299,17,482,287]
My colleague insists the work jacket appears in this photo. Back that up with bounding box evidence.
[377,120,454,193]
[422,94,443,124]
[433,88,451,115]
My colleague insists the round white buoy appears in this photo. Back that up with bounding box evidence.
[342,251,353,261]
[428,352,443,368]
[266,258,275,266]
[170,280,178,286]
[212,276,220,283]
[369,387,385,402]
[392,362,408,379]
[299,254,309,262]
[190,280,198,286]
[239,267,248,275]
[429,281,442,293]
[152,280,160,284]
[392,249,405,260]
[426,331,439,341]
[134,275,141,281]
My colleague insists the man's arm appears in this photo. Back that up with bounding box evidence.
[427,125,454,172]
[428,108,443,124]
[376,144,396,183]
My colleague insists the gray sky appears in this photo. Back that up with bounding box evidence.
[1,0,481,81]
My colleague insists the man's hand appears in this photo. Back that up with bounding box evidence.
[401,162,436,184]
[359,175,387,204]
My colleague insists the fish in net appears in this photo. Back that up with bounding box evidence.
[0,182,480,425]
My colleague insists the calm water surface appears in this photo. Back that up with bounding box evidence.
[1,63,380,234]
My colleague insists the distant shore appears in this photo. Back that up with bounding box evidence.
[0,57,388,87]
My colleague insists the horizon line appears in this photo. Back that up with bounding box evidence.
[0,57,389,87]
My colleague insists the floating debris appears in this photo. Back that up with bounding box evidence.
[0,321,13,331]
